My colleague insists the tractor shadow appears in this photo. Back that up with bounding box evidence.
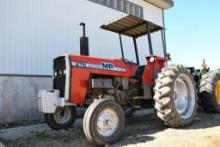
[183,109,220,130]
[111,109,166,146]
[2,109,220,147]
[111,109,220,147]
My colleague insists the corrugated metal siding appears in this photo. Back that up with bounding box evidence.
[0,0,163,75]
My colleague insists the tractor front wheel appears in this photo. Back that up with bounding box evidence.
[154,64,197,128]
[45,106,76,130]
[83,98,125,145]
[199,71,220,113]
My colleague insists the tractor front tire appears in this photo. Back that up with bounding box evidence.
[199,71,220,113]
[83,98,125,145]
[45,106,76,130]
[154,64,197,128]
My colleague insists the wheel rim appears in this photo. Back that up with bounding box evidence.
[174,74,196,119]
[215,80,220,104]
[97,108,119,137]
[54,107,72,124]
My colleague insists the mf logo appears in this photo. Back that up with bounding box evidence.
[101,62,114,70]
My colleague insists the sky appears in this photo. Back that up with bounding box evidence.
[165,0,220,69]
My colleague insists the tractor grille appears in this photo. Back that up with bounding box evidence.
[53,56,66,97]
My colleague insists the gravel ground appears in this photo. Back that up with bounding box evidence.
[1,110,220,147]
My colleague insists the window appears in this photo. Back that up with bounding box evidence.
[89,0,144,18]
[116,0,123,11]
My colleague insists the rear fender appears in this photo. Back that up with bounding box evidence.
[142,56,168,85]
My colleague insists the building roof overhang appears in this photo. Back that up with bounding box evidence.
[143,0,174,9]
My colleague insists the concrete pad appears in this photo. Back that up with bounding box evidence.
[0,124,50,140]
[0,142,5,147]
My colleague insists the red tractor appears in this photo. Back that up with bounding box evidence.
[38,14,197,145]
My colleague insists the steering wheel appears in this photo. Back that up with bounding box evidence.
[123,59,135,67]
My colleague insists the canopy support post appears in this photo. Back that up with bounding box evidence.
[162,10,168,57]
[146,22,153,56]
[161,29,167,56]
[133,37,140,65]
[119,33,125,59]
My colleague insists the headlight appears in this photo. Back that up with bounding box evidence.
[54,71,57,77]
[58,70,63,76]
[55,69,66,77]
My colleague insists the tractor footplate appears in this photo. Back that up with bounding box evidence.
[133,97,153,109]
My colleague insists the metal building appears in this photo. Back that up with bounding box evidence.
[0,0,173,123]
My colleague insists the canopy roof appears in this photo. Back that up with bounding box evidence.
[101,14,163,38]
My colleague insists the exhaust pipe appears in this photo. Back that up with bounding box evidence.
[80,22,89,56]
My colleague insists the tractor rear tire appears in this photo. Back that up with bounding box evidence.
[154,64,197,128]
[199,71,220,113]
[83,98,125,145]
[45,106,76,130]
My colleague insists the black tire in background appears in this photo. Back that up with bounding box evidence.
[83,98,125,145]
[199,71,220,113]
[154,64,197,128]
[45,106,76,130]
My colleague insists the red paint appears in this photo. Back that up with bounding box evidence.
[69,55,138,105]
[142,56,168,85]
[68,55,168,105]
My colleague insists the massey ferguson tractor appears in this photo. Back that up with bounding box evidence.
[38,14,198,145]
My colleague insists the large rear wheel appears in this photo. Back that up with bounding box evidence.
[154,64,197,127]
[83,98,125,145]
[45,106,76,130]
[199,71,220,113]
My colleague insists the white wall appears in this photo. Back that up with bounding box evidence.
[0,0,164,75]
[0,76,51,124]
